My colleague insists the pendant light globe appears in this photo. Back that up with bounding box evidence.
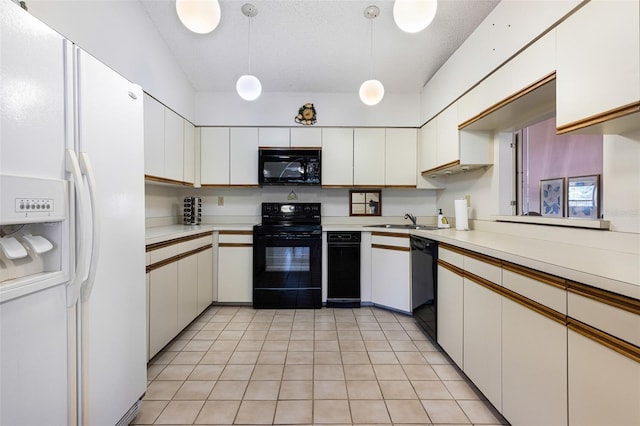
[393,0,437,33]
[176,0,221,34]
[236,74,262,101]
[359,79,384,106]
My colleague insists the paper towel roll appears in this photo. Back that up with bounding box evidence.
[455,199,469,231]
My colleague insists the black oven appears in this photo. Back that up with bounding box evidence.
[259,148,321,186]
[253,203,322,309]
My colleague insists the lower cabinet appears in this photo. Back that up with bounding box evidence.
[502,298,567,426]
[463,277,502,411]
[567,328,640,426]
[146,233,214,359]
[149,261,179,358]
[217,231,253,303]
[370,232,410,313]
[436,263,464,367]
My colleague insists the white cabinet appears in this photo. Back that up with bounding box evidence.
[418,119,437,173]
[556,0,640,133]
[143,93,194,185]
[230,127,259,186]
[177,253,198,331]
[420,102,492,177]
[385,128,417,187]
[143,94,164,178]
[567,329,639,426]
[164,108,184,182]
[217,231,253,303]
[183,120,195,185]
[503,298,567,426]
[291,127,322,147]
[321,128,353,186]
[148,261,178,358]
[197,247,214,314]
[463,277,502,411]
[370,233,411,313]
[200,127,230,185]
[354,128,385,186]
[436,262,464,368]
[258,127,290,147]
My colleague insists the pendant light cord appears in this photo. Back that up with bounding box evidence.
[247,15,252,74]
[369,18,373,78]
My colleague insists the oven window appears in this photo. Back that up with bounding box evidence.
[265,247,310,272]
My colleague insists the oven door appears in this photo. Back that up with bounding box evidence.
[253,226,322,309]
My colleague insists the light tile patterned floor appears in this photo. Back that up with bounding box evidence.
[134,306,509,425]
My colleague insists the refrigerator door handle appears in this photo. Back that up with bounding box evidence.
[79,152,100,302]
[65,149,90,307]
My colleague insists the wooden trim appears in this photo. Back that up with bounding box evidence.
[421,160,460,175]
[321,185,352,188]
[383,185,417,189]
[462,249,502,268]
[372,231,410,238]
[219,230,253,235]
[503,261,567,290]
[200,184,261,188]
[458,72,557,130]
[567,280,640,315]
[439,243,468,257]
[146,244,212,272]
[372,243,410,252]
[146,232,213,252]
[219,243,253,248]
[145,175,193,187]
[437,259,465,277]
[258,146,321,151]
[568,318,640,364]
[556,101,640,134]
[499,281,567,326]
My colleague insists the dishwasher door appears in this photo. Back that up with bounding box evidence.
[411,236,438,340]
[327,232,361,308]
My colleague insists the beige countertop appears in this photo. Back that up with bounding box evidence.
[146,222,639,300]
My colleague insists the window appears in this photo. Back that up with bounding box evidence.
[516,117,603,217]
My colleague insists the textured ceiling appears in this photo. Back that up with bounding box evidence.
[140,0,500,94]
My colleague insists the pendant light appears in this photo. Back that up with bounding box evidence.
[393,0,438,33]
[236,3,262,101]
[175,0,221,34]
[359,5,384,106]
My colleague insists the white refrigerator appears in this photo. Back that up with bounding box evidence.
[0,1,147,425]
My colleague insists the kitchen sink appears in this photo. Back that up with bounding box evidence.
[364,224,439,230]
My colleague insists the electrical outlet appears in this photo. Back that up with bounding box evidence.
[465,194,471,206]
[217,196,224,206]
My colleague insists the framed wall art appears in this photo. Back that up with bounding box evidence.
[349,190,381,216]
[567,174,600,219]
[540,178,564,217]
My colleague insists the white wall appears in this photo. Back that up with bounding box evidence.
[27,0,196,121]
[195,92,420,127]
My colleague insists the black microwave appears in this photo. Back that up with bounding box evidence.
[259,148,321,186]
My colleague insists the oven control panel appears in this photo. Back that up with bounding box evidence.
[261,202,321,224]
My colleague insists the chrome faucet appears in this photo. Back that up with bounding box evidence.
[404,213,417,225]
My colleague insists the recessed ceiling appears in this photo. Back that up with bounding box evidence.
[140,0,500,94]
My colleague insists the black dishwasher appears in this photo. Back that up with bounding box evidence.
[411,235,438,340]
[327,231,361,308]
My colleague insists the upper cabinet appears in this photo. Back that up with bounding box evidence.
[200,127,259,187]
[257,127,322,148]
[420,102,492,178]
[291,127,322,147]
[143,94,195,186]
[321,128,354,186]
[385,128,417,187]
[258,127,290,147]
[353,128,386,186]
[556,0,640,134]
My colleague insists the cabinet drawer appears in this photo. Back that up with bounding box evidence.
[464,255,501,286]
[371,233,409,249]
[503,266,566,315]
[439,246,463,269]
[567,290,639,347]
[219,231,253,245]
[179,235,213,253]
[149,244,179,264]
